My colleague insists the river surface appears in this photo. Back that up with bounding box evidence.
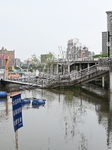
[0,87,112,150]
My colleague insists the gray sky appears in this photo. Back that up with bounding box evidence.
[0,0,111,61]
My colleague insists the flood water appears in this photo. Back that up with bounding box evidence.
[0,87,112,150]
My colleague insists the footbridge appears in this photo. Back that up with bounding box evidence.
[1,58,110,89]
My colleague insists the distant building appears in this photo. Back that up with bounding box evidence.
[15,58,21,67]
[0,47,15,69]
[41,54,49,62]
[102,31,107,54]
[66,38,93,60]
[67,38,81,60]
[21,58,32,69]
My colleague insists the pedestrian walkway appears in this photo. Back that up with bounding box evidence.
[1,62,109,88]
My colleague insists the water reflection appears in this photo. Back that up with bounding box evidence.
[21,103,31,109]
[0,87,112,150]
[0,97,9,121]
[49,88,110,149]
[32,105,45,109]
[62,93,89,149]
[0,96,9,138]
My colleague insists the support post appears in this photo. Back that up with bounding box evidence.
[67,59,70,74]
[15,130,18,150]
[102,76,105,88]
[109,92,112,112]
[109,66,112,93]
[57,63,59,74]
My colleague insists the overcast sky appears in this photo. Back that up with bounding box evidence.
[0,0,112,61]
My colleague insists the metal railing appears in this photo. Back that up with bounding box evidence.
[3,58,110,88]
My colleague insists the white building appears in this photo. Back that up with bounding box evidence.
[66,38,89,61]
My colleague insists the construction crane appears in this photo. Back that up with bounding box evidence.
[0,54,9,79]
[0,54,17,79]
[5,54,9,79]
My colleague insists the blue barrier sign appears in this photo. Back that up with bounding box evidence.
[12,93,23,132]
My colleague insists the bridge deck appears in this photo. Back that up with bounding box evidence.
[1,62,109,89]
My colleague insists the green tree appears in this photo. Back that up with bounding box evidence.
[41,52,56,73]
[31,54,39,71]
[93,53,108,58]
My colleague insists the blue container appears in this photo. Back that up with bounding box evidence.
[21,99,31,104]
[32,99,45,105]
[0,91,7,98]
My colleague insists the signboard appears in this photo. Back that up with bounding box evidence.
[12,93,23,132]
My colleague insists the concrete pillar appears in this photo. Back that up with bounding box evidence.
[68,63,70,74]
[109,66,112,93]
[87,63,90,71]
[87,63,89,68]
[106,11,112,92]
[56,63,59,74]
[109,92,112,112]
[102,76,105,88]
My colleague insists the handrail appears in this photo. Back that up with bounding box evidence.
[4,61,109,88]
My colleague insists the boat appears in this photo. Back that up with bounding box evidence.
[0,91,7,98]
[32,99,46,105]
[21,99,31,104]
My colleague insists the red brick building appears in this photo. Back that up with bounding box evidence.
[0,47,15,69]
